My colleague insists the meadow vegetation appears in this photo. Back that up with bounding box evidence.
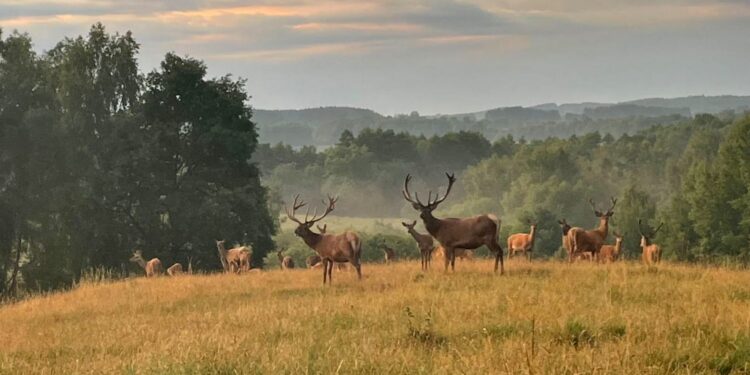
[1,260,750,374]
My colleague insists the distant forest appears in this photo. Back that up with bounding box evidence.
[255,95,750,146]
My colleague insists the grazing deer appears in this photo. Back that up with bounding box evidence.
[166,263,183,276]
[306,254,322,268]
[215,240,251,273]
[277,249,295,270]
[639,219,663,265]
[129,250,163,277]
[569,198,617,262]
[507,220,537,260]
[286,194,362,284]
[383,246,397,264]
[402,220,434,271]
[403,173,504,273]
[599,231,624,263]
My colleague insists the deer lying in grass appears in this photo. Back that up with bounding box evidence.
[403,173,504,273]
[277,249,295,270]
[286,194,362,284]
[129,250,163,277]
[598,231,623,263]
[639,219,663,265]
[383,246,397,264]
[215,240,251,273]
[508,220,537,260]
[306,254,322,268]
[402,220,434,271]
[166,263,183,276]
[569,198,617,262]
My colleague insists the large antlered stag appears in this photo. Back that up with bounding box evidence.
[402,173,504,273]
[286,195,362,284]
[639,219,663,265]
[568,197,617,262]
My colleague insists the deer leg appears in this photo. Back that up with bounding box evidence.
[449,248,456,272]
[489,241,505,274]
[327,259,334,284]
[323,259,329,284]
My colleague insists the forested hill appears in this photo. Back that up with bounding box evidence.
[255,95,750,146]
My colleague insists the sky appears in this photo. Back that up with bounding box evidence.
[1,0,749,115]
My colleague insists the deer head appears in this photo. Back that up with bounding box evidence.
[589,197,617,219]
[558,219,571,235]
[401,220,417,230]
[129,250,144,263]
[638,219,663,247]
[286,194,338,242]
[402,172,456,220]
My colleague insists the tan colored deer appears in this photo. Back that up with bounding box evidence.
[277,249,295,270]
[639,219,663,265]
[403,173,504,273]
[215,240,251,273]
[558,219,573,257]
[383,246,397,264]
[507,220,537,260]
[599,231,624,263]
[402,220,434,271]
[286,194,362,284]
[129,250,163,277]
[166,263,183,276]
[306,254,322,268]
[569,198,617,262]
[433,246,473,262]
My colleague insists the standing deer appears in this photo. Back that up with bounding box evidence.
[558,219,573,257]
[383,246,397,264]
[568,198,617,262]
[402,173,504,273]
[507,220,537,260]
[402,220,434,271]
[286,194,362,284]
[599,231,624,263]
[215,240,251,273]
[639,219,663,265]
[277,249,295,270]
[166,263,183,276]
[129,250,163,277]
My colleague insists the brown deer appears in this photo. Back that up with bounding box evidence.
[558,219,573,257]
[639,219,663,265]
[215,240,251,273]
[166,263,183,276]
[433,246,473,262]
[129,250,163,277]
[402,220,434,271]
[599,231,624,263]
[306,254,322,268]
[402,173,504,273]
[507,220,537,260]
[286,194,362,284]
[383,246,397,264]
[277,249,295,270]
[569,197,617,262]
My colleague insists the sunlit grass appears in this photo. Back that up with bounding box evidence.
[1,260,750,374]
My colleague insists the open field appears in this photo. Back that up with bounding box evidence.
[1,260,750,374]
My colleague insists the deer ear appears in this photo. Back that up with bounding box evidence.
[411,203,422,210]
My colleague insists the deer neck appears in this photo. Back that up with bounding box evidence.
[277,252,283,262]
[615,240,622,254]
[595,217,610,239]
[529,226,537,245]
[134,258,147,270]
[216,243,227,257]
[300,229,323,250]
[421,213,443,239]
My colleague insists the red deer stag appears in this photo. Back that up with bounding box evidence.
[639,219,663,265]
[569,198,617,262]
[599,231,624,263]
[402,173,504,273]
[402,220,434,271]
[507,220,537,260]
[129,250,163,277]
[277,249,295,270]
[286,195,362,284]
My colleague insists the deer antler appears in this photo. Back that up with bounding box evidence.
[652,222,664,236]
[588,198,601,215]
[285,194,307,224]
[402,174,426,207]
[305,194,338,225]
[613,230,623,237]
[606,197,618,214]
[428,172,456,208]
[638,219,646,236]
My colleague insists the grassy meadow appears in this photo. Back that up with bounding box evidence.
[2,259,750,374]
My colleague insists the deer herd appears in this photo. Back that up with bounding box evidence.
[128,173,665,284]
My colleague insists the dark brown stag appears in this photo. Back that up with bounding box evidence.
[402,173,504,273]
[568,197,617,262]
[286,194,362,284]
[402,220,434,271]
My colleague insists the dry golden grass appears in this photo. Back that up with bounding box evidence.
[1,259,750,374]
